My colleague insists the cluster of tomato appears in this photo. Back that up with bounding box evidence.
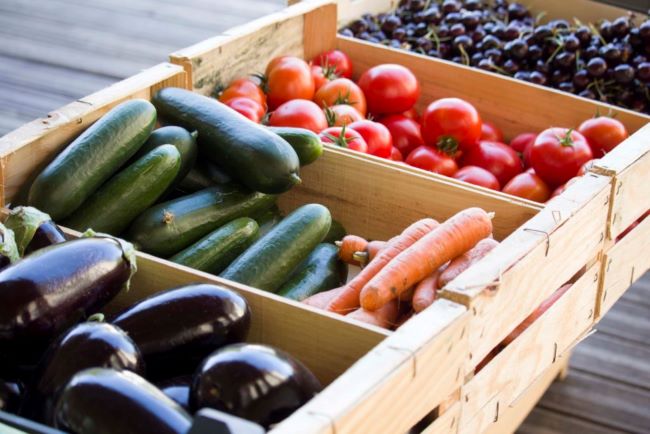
[218,49,630,203]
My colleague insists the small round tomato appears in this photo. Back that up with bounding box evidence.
[405,146,458,176]
[578,117,629,157]
[480,121,504,143]
[266,57,315,109]
[314,78,367,116]
[422,98,482,154]
[453,166,500,190]
[530,128,593,188]
[509,132,537,167]
[223,97,265,123]
[502,171,551,203]
[358,64,420,115]
[348,120,393,158]
[313,50,353,79]
[268,99,327,133]
[378,114,425,157]
[462,140,523,186]
[390,147,404,161]
[219,78,266,108]
[319,126,368,153]
[402,107,420,122]
[311,64,339,91]
[325,104,363,127]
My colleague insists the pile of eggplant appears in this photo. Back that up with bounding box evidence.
[0,207,321,434]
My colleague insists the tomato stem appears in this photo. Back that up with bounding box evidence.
[437,136,459,156]
[558,129,575,147]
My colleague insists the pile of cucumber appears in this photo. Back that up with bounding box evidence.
[24,88,348,301]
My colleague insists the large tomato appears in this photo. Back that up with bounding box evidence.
[402,107,420,123]
[223,97,265,123]
[219,78,266,108]
[348,120,393,158]
[312,50,353,79]
[461,140,523,186]
[319,126,368,153]
[422,98,482,154]
[314,78,367,116]
[530,128,593,188]
[480,121,504,143]
[325,104,364,127]
[390,147,404,161]
[266,57,315,109]
[509,132,537,167]
[358,64,420,115]
[268,99,327,133]
[379,114,425,157]
[577,117,629,157]
[405,146,458,176]
[265,55,291,75]
[502,171,551,203]
[453,166,500,190]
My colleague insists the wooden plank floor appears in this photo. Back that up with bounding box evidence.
[0,1,649,433]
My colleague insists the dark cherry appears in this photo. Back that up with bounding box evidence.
[529,71,547,85]
[573,69,591,89]
[505,39,528,59]
[614,64,636,83]
[638,62,650,82]
[587,57,608,77]
[450,23,466,37]
[503,59,520,74]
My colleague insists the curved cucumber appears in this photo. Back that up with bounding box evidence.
[178,160,232,193]
[170,217,259,274]
[135,126,198,183]
[64,145,181,235]
[28,99,156,220]
[322,219,347,244]
[152,88,300,194]
[127,185,276,257]
[278,243,347,301]
[221,204,331,293]
[269,127,323,166]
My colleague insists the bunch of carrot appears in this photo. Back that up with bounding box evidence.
[303,207,499,330]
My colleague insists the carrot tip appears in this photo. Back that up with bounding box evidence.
[352,251,368,264]
[334,240,342,247]
[487,212,495,220]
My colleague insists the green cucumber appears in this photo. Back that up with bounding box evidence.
[127,184,276,257]
[135,126,198,183]
[28,99,156,220]
[322,219,347,243]
[278,243,347,301]
[63,145,181,235]
[178,160,232,193]
[253,205,283,238]
[221,204,331,293]
[169,217,259,273]
[152,88,300,194]
[268,127,323,166]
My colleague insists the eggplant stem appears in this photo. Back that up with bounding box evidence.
[88,313,105,323]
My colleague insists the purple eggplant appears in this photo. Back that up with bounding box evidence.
[0,379,22,413]
[157,376,191,412]
[55,368,192,434]
[24,321,144,423]
[0,223,19,271]
[0,237,136,366]
[112,283,250,380]
[191,343,321,428]
[4,206,66,256]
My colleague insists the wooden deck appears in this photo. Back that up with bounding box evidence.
[0,1,649,433]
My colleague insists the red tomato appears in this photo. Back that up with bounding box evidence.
[266,57,315,109]
[402,107,420,122]
[219,78,266,108]
[223,97,265,123]
[578,117,629,157]
[422,98,482,154]
[265,55,291,75]
[509,132,537,167]
[502,171,551,203]
[311,64,339,91]
[348,120,393,158]
[405,146,458,176]
[453,165,500,190]
[530,128,593,188]
[480,121,504,143]
[312,50,353,79]
[462,140,523,186]
[314,78,367,117]
[319,126,368,153]
[390,147,404,161]
[378,114,425,157]
[358,64,420,115]
[325,104,364,127]
[268,99,327,133]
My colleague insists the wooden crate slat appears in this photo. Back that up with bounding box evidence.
[421,402,461,434]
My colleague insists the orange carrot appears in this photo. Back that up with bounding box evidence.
[325,218,440,314]
[437,238,499,288]
[347,299,399,329]
[412,264,447,313]
[302,287,346,310]
[336,235,368,265]
[352,240,388,266]
[360,208,493,311]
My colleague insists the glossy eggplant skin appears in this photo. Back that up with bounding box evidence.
[25,222,66,255]
[112,283,250,380]
[157,376,191,412]
[191,343,322,428]
[0,379,23,413]
[55,368,192,434]
[0,237,134,366]
[24,322,144,423]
